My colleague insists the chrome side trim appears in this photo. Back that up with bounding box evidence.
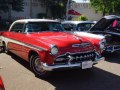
[1,36,47,51]
[41,57,105,71]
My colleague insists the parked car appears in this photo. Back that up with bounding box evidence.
[0,19,104,77]
[0,76,5,90]
[62,21,96,31]
[89,15,120,53]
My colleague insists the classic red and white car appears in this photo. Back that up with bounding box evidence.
[0,19,105,77]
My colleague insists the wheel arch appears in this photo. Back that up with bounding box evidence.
[28,50,48,63]
[28,50,39,62]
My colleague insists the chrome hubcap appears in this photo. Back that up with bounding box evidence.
[34,58,45,73]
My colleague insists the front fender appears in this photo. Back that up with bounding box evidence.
[34,50,55,65]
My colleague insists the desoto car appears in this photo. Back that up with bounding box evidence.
[0,19,105,77]
[89,15,120,52]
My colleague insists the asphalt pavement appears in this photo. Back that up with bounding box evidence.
[0,52,120,90]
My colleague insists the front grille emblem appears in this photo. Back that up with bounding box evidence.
[72,43,90,48]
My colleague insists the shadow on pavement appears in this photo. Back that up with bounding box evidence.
[45,67,120,90]
[9,53,120,90]
[103,52,120,64]
[10,53,31,70]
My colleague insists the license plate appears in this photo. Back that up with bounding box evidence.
[82,61,93,69]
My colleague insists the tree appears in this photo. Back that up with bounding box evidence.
[72,15,88,21]
[0,0,24,13]
[40,0,74,19]
[12,0,24,12]
[90,0,120,16]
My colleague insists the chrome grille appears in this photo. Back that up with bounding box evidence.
[54,51,96,65]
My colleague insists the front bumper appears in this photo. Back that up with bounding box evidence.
[41,57,105,71]
[105,45,120,52]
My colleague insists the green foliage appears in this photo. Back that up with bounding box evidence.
[42,0,74,18]
[0,0,10,12]
[37,13,47,18]
[0,0,24,13]
[90,0,120,16]
[72,15,88,21]
[12,0,24,12]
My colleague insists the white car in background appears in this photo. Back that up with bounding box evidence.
[61,21,96,32]
[61,20,105,53]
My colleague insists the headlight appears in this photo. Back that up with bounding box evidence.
[50,45,59,55]
[99,39,106,50]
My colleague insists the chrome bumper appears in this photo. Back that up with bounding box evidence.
[105,45,120,52]
[41,57,105,71]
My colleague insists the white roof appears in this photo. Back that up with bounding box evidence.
[62,21,96,25]
[14,19,59,23]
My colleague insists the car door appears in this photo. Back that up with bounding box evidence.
[6,22,25,57]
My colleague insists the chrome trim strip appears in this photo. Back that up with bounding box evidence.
[41,57,105,71]
[1,36,47,51]
[107,32,120,36]
[105,45,120,52]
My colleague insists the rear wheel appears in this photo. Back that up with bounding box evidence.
[30,54,50,78]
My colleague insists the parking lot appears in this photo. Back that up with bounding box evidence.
[0,52,120,90]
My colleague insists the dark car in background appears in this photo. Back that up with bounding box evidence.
[89,15,120,53]
[62,21,96,32]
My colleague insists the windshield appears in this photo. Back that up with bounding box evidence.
[76,23,95,31]
[25,22,65,32]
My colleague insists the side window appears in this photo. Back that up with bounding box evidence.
[11,23,24,32]
[62,23,74,31]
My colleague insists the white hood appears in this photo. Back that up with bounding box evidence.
[73,31,105,40]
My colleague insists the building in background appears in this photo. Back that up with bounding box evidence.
[67,2,103,21]
[1,0,51,21]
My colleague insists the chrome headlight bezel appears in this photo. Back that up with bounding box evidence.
[99,39,106,50]
[50,44,59,55]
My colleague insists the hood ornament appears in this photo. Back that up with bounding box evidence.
[72,43,90,48]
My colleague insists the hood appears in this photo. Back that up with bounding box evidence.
[28,32,91,48]
[89,15,120,32]
[26,31,95,54]
[73,31,104,40]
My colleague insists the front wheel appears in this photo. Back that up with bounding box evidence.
[30,54,50,78]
